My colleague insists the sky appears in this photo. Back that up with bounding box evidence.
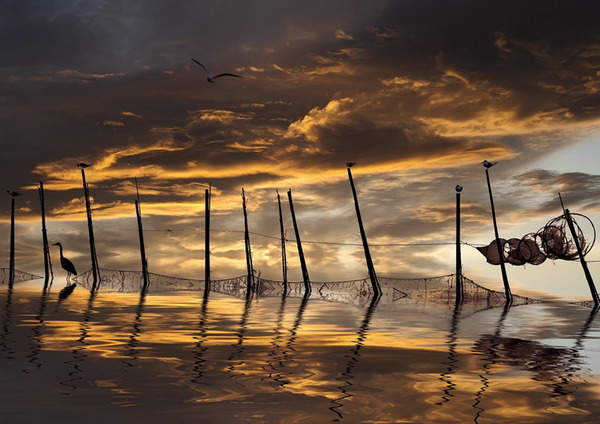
[1,0,600,300]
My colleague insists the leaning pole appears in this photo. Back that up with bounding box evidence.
[455,185,463,304]
[80,165,100,290]
[204,185,211,292]
[346,164,381,298]
[241,188,254,290]
[287,189,311,296]
[483,164,512,304]
[38,181,53,290]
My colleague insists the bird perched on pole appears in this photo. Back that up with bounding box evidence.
[52,242,78,283]
[346,162,356,168]
[190,58,242,83]
[482,160,498,168]
[7,190,22,197]
[455,185,463,192]
[77,162,92,169]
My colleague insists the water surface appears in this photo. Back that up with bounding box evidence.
[1,285,599,423]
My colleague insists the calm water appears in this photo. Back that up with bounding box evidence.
[1,284,600,423]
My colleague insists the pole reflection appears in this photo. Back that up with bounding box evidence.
[191,290,211,384]
[279,291,310,390]
[0,287,15,360]
[122,292,147,368]
[226,291,254,380]
[22,290,50,374]
[436,302,463,406]
[60,291,95,394]
[261,293,288,389]
[329,295,380,422]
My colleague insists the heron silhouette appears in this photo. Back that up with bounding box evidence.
[53,242,78,283]
[190,58,241,82]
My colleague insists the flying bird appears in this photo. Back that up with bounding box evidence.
[455,185,463,192]
[346,162,356,168]
[77,162,92,168]
[7,190,22,197]
[482,160,498,168]
[190,58,242,83]
[53,242,78,283]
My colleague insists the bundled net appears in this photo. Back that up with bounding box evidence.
[477,212,595,266]
[75,268,537,309]
[0,268,42,285]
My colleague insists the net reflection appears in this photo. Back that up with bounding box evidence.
[329,295,380,422]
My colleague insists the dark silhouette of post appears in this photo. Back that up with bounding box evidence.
[346,165,380,298]
[277,190,288,294]
[204,185,211,292]
[80,166,100,291]
[455,185,463,304]
[483,165,512,304]
[134,179,150,293]
[241,188,254,290]
[38,182,53,290]
[564,208,599,307]
[287,189,311,296]
[8,196,16,287]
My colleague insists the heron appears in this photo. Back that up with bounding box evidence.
[190,58,242,83]
[455,185,463,192]
[77,162,92,168]
[346,162,356,167]
[482,160,498,168]
[7,190,22,197]
[52,242,78,283]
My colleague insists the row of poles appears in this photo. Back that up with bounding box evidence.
[5,161,597,307]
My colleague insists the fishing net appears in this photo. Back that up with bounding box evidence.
[75,268,537,309]
[477,212,595,266]
[0,268,42,285]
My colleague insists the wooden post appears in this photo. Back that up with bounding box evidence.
[134,179,150,294]
[8,197,15,288]
[38,182,53,291]
[484,168,512,304]
[277,190,288,294]
[204,185,211,292]
[564,208,599,307]
[287,189,311,296]
[347,166,380,298]
[81,167,100,290]
[455,186,463,304]
[242,188,254,290]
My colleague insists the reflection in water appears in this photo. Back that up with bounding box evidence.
[22,291,50,374]
[329,295,380,422]
[191,291,210,384]
[122,293,146,368]
[226,291,254,381]
[472,304,510,423]
[0,288,15,360]
[436,302,462,406]
[280,292,310,390]
[262,293,288,389]
[60,291,95,394]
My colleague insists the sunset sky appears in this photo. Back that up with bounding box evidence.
[2,0,600,300]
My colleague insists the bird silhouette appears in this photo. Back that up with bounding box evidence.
[190,58,242,83]
[455,185,463,192]
[482,160,498,168]
[53,242,78,283]
[77,162,92,168]
[346,162,356,167]
[7,190,22,197]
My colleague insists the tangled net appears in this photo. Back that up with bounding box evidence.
[477,212,596,266]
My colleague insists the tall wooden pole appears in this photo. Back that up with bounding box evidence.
[242,188,254,290]
[38,182,53,291]
[81,167,100,290]
[134,179,150,293]
[204,185,211,291]
[277,190,288,293]
[8,197,15,288]
[564,208,599,307]
[455,186,463,304]
[347,166,380,298]
[484,167,512,304]
[287,189,311,296]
